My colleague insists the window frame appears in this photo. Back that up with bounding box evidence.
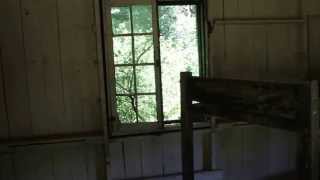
[112,5,160,125]
[158,1,208,124]
[104,0,208,136]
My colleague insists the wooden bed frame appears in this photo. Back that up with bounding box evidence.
[180,72,319,180]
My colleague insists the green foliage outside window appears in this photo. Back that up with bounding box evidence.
[111,5,199,123]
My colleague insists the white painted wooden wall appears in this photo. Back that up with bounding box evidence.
[0,143,106,180]
[0,0,320,179]
[0,0,103,139]
[108,127,299,180]
[0,127,299,180]
[109,130,212,179]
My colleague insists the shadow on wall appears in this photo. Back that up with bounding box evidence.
[263,171,300,180]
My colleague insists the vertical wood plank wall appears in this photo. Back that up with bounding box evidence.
[0,0,105,179]
[0,0,320,179]
[108,130,216,180]
[209,0,306,80]
[0,143,106,180]
[208,0,320,180]
[1,0,33,138]
[0,0,103,139]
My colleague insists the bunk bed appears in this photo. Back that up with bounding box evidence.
[180,72,319,180]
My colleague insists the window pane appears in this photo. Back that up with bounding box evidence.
[111,7,131,35]
[115,66,134,94]
[138,95,157,122]
[113,36,132,64]
[132,5,153,33]
[136,66,155,93]
[116,96,137,123]
[134,35,154,64]
[159,5,199,121]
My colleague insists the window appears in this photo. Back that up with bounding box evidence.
[105,0,206,132]
[111,5,157,124]
[159,5,200,122]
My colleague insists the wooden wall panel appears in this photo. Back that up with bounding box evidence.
[254,0,300,18]
[210,0,301,18]
[0,153,15,180]
[0,0,32,137]
[206,1,312,177]
[268,129,297,177]
[309,15,320,80]
[0,144,105,180]
[238,0,254,17]
[0,54,8,139]
[215,126,298,180]
[141,136,163,177]
[108,130,213,179]
[111,129,298,180]
[1,0,102,137]
[242,126,269,180]
[14,146,55,180]
[303,0,320,14]
[251,0,269,17]
[87,144,107,180]
[209,25,225,78]
[223,25,264,80]
[207,0,304,176]
[63,144,105,180]
[109,141,126,179]
[210,23,304,81]
[208,0,304,80]
[0,0,308,179]
[217,127,243,180]
[251,25,268,80]
[224,0,240,18]
[224,25,255,80]
[21,0,65,136]
[123,138,143,178]
[0,129,299,180]
[52,144,105,180]
[268,129,291,176]
[207,0,223,19]
[162,133,182,174]
[59,146,88,180]
[287,131,299,171]
[266,24,305,81]
[54,146,76,180]
[211,131,222,169]
[57,0,102,133]
[193,130,206,171]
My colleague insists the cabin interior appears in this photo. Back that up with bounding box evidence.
[1,0,320,179]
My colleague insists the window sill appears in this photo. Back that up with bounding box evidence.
[110,121,211,138]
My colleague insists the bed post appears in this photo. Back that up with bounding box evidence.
[181,72,194,180]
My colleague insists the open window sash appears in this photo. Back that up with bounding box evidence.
[105,0,163,134]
